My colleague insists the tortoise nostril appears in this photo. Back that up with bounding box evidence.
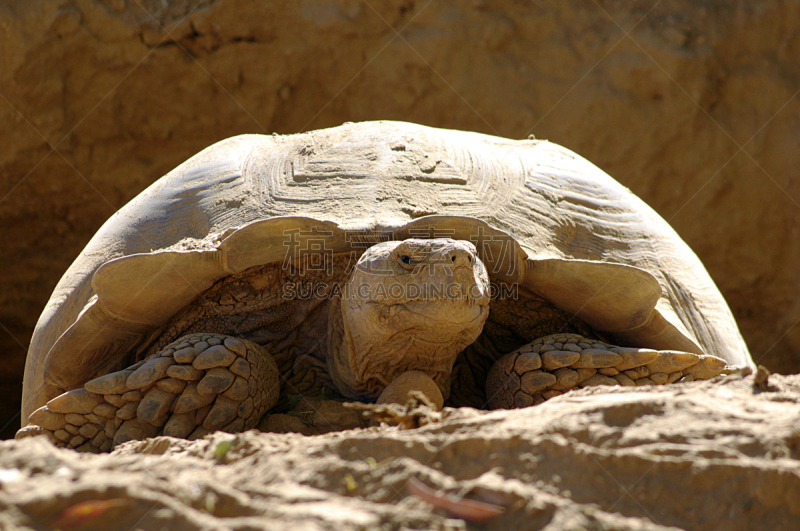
[448,250,475,268]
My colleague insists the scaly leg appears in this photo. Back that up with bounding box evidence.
[485,333,727,409]
[16,333,280,452]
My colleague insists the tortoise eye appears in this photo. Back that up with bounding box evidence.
[398,255,415,267]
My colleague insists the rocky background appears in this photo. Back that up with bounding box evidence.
[1,0,798,439]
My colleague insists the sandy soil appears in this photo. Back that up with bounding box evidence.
[2,372,799,530]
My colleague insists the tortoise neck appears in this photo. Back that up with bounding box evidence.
[325,294,362,399]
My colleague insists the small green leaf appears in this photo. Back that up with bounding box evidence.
[214,440,233,461]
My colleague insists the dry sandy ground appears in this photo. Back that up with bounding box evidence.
[1,372,799,530]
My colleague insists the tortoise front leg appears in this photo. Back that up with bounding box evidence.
[16,333,280,452]
[376,371,445,410]
[484,333,728,409]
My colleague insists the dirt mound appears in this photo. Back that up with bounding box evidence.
[2,373,799,530]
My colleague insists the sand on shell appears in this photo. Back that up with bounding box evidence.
[1,373,799,531]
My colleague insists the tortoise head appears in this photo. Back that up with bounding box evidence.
[328,238,491,400]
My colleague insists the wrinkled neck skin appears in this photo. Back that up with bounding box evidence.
[327,238,490,400]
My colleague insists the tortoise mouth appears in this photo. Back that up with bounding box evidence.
[369,296,489,327]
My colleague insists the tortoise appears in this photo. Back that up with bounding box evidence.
[17,121,753,452]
